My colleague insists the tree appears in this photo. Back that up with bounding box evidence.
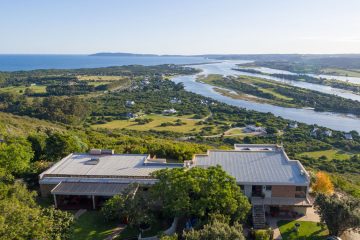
[45,132,88,161]
[0,182,74,240]
[101,184,152,228]
[266,126,278,135]
[314,193,360,236]
[27,133,47,161]
[183,214,245,240]
[312,171,334,195]
[101,194,126,222]
[150,166,251,222]
[41,207,74,240]
[0,137,33,174]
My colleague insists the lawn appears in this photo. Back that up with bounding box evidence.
[321,68,360,78]
[297,149,351,161]
[0,85,47,94]
[116,218,172,239]
[278,220,328,240]
[77,75,128,81]
[70,211,120,240]
[92,114,210,133]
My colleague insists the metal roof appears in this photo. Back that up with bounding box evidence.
[51,182,129,196]
[41,153,182,178]
[193,145,309,185]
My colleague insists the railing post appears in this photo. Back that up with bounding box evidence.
[53,194,58,208]
[92,195,96,209]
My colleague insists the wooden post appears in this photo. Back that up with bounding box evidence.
[92,195,96,210]
[53,194,58,208]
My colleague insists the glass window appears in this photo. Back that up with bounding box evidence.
[239,185,244,190]
[266,185,272,191]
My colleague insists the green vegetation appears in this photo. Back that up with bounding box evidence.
[0,182,74,240]
[242,58,360,77]
[93,114,206,133]
[182,214,245,240]
[297,149,351,161]
[278,220,328,240]
[314,194,360,237]
[1,62,360,239]
[321,68,360,78]
[70,211,120,240]
[151,166,251,221]
[200,74,360,116]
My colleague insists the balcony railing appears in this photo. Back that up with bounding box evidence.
[251,196,312,206]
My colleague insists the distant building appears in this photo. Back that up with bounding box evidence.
[344,133,353,140]
[125,100,135,107]
[170,97,181,104]
[310,128,318,137]
[126,112,138,119]
[324,130,332,137]
[200,100,208,105]
[289,122,298,129]
[162,108,177,115]
[245,125,267,133]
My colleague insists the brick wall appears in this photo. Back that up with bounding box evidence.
[271,185,296,198]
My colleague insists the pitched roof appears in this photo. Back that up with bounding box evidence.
[193,144,309,185]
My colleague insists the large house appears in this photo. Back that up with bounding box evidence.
[191,144,311,228]
[39,144,311,228]
[39,149,182,209]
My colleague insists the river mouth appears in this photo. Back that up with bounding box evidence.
[172,61,360,133]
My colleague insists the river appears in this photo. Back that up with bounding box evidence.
[172,61,360,133]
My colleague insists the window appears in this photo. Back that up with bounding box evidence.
[239,185,244,191]
[295,186,307,198]
[296,186,307,192]
[266,185,272,191]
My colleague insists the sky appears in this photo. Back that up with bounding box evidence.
[1,0,360,54]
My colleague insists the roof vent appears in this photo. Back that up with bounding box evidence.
[300,170,305,176]
[85,158,100,165]
[89,149,102,155]
[101,149,114,155]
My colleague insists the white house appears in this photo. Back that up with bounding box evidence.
[162,108,177,115]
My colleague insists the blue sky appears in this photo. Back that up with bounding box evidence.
[1,0,360,54]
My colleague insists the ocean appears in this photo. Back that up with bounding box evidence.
[0,54,212,71]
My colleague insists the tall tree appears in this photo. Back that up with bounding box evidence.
[0,137,33,174]
[45,132,88,161]
[0,182,74,240]
[314,193,360,236]
[312,171,334,195]
[151,166,251,222]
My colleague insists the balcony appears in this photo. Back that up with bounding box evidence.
[251,196,312,207]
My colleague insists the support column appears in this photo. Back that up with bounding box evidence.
[53,194,58,208]
[92,195,96,210]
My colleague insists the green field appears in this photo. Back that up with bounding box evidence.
[77,75,129,81]
[278,220,328,240]
[70,211,120,240]
[0,85,47,94]
[321,68,360,78]
[92,114,211,133]
[297,149,351,161]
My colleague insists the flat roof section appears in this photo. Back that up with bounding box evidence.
[193,147,309,185]
[41,153,182,178]
[51,182,130,196]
